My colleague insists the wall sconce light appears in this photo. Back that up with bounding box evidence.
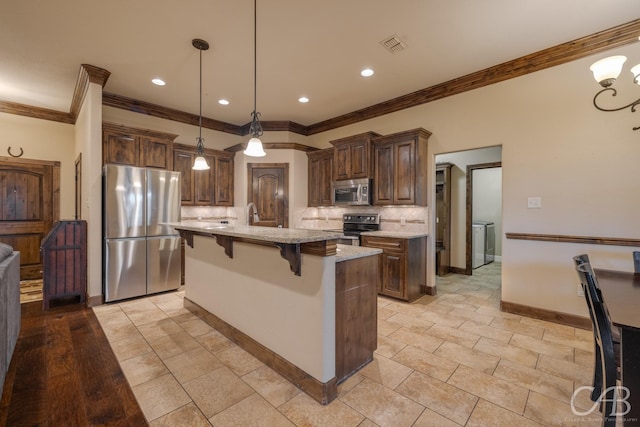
[590,55,640,131]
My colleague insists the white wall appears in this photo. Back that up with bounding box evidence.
[185,236,336,382]
[75,82,103,301]
[303,46,640,318]
[0,113,75,219]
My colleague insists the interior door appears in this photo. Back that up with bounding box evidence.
[0,157,59,279]
[247,163,288,228]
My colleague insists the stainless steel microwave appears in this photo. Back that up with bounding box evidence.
[332,178,371,206]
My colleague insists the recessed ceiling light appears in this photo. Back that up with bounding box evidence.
[151,78,166,86]
[298,96,309,103]
[218,99,229,105]
[360,68,374,77]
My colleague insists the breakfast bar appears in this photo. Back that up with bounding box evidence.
[170,221,381,404]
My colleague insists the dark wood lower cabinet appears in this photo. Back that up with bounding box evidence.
[380,250,406,299]
[362,235,426,302]
[335,254,378,383]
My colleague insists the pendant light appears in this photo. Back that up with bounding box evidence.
[243,0,266,157]
[192,38,211,170]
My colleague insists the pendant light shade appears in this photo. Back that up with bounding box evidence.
[192,153,209,170]
[244,137,266,157]
[590,55,626,88]
[192,38,211,170]
[243,0,266,157]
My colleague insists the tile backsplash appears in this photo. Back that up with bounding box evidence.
[181,205,429,234]
[297,206,429,233]
[181,206,237,223]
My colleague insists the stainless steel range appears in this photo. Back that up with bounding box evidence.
[343,213,380,244]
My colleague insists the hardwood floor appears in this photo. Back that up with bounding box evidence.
[0,301,147,426]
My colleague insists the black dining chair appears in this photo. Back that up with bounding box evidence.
[573,255,619,426]
[574,254,621,339]
[633,251,640,273]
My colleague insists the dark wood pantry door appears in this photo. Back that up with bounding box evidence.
[247,163,288,228]
[0,157,60,279]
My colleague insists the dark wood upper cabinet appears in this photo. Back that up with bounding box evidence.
[330,132,380,181]
[141,137,172,169]
[173,149,195,204]
[215,155,235,206]
[194,153,215,206]
[102,122,177,169]
[372,128,431,206]
[103,129,139,166]
[172,142,234,207]
[307,148,333,207]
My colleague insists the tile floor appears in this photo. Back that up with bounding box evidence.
[92,263,605,426]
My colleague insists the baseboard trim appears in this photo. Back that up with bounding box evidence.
[421,285,437,296]
[184,297,338,405]
[448,266,467,275]
[500,300,591,330]
[86,294,103,307]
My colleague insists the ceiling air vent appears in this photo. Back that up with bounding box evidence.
[380,34,406,53]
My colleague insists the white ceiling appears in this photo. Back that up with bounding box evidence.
[1,1,640,127]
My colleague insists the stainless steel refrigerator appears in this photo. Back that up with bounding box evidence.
[103,164,182,302]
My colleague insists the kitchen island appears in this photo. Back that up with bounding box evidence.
[170,221,380,404]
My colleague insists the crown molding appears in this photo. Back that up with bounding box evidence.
[4,19,639,132]
[0,100,74,124]
[224,142,318,153]
[102,92,245,135]
[70,64,111,120]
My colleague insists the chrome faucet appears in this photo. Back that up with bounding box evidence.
[246,202,260,225]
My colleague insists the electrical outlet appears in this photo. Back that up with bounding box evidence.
[527,197,542,209]
[577,285,584,297]
[400,216,406,226]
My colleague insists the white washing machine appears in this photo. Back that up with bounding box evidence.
[472,223,486,269]
[473,221,495,268]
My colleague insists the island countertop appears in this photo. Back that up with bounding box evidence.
[335,244,382,262]
[168,221,344,244]
[361,230,428,239]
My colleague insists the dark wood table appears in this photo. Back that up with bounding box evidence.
[595,269,640,425]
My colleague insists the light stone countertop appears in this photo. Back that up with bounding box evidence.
[335,244,382,262]
[360,230,428,239]
[168,221,344,244]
